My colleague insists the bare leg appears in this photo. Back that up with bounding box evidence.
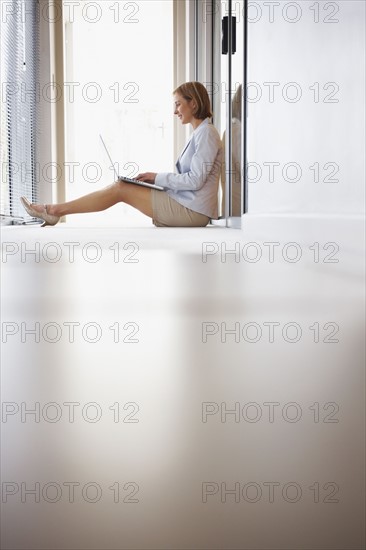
[30,181,154,219]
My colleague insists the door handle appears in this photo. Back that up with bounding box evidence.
[222,16,236,55]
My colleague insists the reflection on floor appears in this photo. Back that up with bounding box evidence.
[1,215,365,550]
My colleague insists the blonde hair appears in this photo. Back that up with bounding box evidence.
[173,81,213,119]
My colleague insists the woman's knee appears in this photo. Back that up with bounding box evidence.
[112,180,128,200]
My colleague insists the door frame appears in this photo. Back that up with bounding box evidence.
[194,0,248,228]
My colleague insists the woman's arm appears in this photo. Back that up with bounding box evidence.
[155,128,221,192]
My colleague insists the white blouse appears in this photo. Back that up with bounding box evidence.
[155,118,223,219]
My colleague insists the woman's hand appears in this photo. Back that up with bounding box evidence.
[135,172,157,184]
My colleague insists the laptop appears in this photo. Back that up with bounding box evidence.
[99,134,164,191]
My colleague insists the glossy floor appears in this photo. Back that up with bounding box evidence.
[1,215,365,549]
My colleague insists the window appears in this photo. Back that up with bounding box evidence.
[0,0,40,223]
[63,0,174,226]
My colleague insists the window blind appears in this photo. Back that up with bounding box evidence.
[0,0,40,223]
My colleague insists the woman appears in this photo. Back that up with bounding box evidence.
[20,82,223,228]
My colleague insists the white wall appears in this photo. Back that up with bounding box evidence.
[246,0,365,216]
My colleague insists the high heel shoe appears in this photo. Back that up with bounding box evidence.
[20,196,60,227]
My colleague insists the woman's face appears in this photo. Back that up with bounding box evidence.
[173,93,196,125]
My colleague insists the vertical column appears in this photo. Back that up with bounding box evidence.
[49,0,65,210]
[242,0,248,214]
[225,0,233,222]
[173,0,188,160]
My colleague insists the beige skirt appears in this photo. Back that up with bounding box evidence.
[151,190,210,227]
